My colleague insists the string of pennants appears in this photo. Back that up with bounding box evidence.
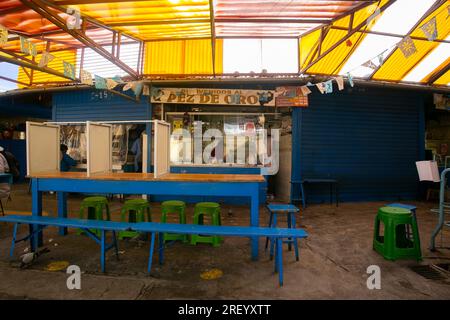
[297,4,447,96]
[0,3,448,96]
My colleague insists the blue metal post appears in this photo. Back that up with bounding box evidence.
[148,232,156,274]
[57,191,68,236]
[276,238,283,286]
[250,183,259,261]
[9,223,18,258]
[31,178,43,250]
[100,230,106,272]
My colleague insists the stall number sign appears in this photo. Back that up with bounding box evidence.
[151,88,275,107]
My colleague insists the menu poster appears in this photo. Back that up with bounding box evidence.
[275,86,309,107]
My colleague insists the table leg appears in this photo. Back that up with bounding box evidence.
[250,184,259,261]
[277,238,283,286]
[158,232,164,265]
[57,192,68,236]
[300,182,306,210]
[9,223,18,259]
[100,230,106,273]
[147,232,156,274]
[31,178,43,251]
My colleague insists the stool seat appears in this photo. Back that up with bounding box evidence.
[373,206,422,261]
[191,202,222,247]
[161,200,187,243]
[78,196,110,237]
[119,198,151,239]
[267,204,299,213]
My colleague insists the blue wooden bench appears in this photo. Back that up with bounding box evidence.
[0,215,308,286]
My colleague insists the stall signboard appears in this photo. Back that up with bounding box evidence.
[275,87,309,107]
[151,87,275,106]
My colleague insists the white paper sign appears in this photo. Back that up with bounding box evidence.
[416,160,440,182]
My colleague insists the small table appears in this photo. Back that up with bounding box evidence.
[290,179,339,209]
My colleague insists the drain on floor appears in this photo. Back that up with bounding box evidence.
[409,265,448,281]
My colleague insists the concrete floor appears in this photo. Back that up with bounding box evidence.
[1,183,450,299]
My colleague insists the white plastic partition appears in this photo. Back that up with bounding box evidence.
[153,120,170,178]
[26,121,60,175]
[86,121,112,177]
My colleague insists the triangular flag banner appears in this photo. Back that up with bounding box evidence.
[362,60,377,70]
[131,81,143,96]
[367,8,381,26]
[95,75,107,89]
[29,43,37,57]
[300,85,311,96]
[0,25,8,46]
[306,82,314,86]
[397,36,417,58]
[377,50,387,66]
[142,85,150,96]
[324,80,333,94]
[38,52,54,68]
[80,69,93,85]
[106,78,118,90]
[63,61,76,80]
[19,36,30,55]
[347,72,354,87]
[112,75,123,83]
[123,82,133,91]
[420,16,437,41]
[315,82,326,94]
[335,76,344,91]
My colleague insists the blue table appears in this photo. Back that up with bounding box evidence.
[0,173,13,184]
[30,171,264,260]
[291,179,339,209]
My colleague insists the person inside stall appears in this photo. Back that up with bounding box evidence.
[60,144,77,172]
[130,130,143,172]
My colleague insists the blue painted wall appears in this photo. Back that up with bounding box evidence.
[0,95,52,119]
[292,86,425,203]
[53,89,151,121]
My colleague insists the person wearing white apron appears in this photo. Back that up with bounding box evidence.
[0,146,11,200]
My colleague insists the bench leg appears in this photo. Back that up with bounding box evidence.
[100,230,106,273]
[265,212,273,251]
[147,232,156,274]
[9,223,18,259]
[300,183,306,210]
[112,231,119,261]
[158,232,164,265]
[276,238,283,286]
[287,213,292,251]
[270,214,277,260]
[57,192,68,236]
[291,214,299,261]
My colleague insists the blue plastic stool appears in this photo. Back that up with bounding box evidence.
[265,204,300,261]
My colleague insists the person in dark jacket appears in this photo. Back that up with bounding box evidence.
[60,144,77,172]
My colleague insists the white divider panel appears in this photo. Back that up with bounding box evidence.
[26,122,60,176]
[154,120,170,178]
[142,133,148,173]
[87,121,112,177]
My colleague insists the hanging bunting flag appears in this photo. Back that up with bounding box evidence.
[29,42,37,57]
[123,82,133,91]
[106,78,118,90]
[362,60,378,70]
[111,75,123,83]
[324,80,333,94]
[132,82,143,96]
[19,36,30,55]
[397,36,417,58]
[142,85,150,96]
[334,77,344,91]
[80,69,93,85]
[315,82,326,94]
[94,75,107,89]
[306,82,314,86]
[63,61,76,80]
[300,86,311,96]
[38,52,54,68]
[377,50,388,66]
[367,7,381,26]
[420,17,438,41]
[0,25,8,45]
[346,72,354,88]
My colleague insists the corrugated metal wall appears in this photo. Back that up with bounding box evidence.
[53,89,150,121]
[292,87,425,203]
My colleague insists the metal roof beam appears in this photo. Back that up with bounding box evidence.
[426,60,450,85]
[19,0,139,78]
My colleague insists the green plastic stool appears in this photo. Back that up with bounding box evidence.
[161,200,187,243]
[78,196,111,237]
[373,206,422,261]
[119,199,151,240]
[190,202,222,247]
